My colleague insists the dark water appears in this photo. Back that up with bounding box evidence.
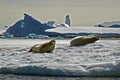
[0,74,120,80]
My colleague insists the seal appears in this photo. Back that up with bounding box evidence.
[28,40,56,53]
[70,36,99,46]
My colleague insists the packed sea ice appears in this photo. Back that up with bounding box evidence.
[0,39,120,76]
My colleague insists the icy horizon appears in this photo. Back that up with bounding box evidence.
[1,13,120,38]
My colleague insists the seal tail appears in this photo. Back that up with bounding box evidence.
[28,48,32,52]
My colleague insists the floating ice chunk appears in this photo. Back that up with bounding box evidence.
[26,33,49,39]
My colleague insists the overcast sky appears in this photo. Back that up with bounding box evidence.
[0,0,120,28]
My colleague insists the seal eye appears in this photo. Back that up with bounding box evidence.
[51,40,56,43]
[93,37,99,40]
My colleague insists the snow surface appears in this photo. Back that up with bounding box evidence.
[0,39,120,76]
[46,26,120,37]
[46,26,120,34]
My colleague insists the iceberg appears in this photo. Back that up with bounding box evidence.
[4,13,51,37]
[2,13,120,38]
[3,13,70,38]
[95,21,120,28]
[46,20,70,28]
[26,33,49,39]
[65,15,71,26]
[46,27,120,38]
